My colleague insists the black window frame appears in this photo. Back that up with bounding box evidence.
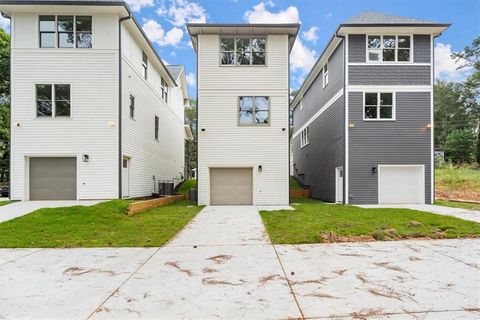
[35,83,71,118]
[238,96,270,126]
[220,37,266,66]
[142,52,148,79]
[39,15,56,48]
[39,15,93,49]
[129,95,135,118]
[154,115,159,140]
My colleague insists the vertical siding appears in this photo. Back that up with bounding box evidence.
[197,34,289,205]
[413,35,431,63]
[293,96,344,202]
[348,34,366,63]
[121,26,185,198]
[348,91,432,204]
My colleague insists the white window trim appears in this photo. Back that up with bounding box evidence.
[300,126,309,148]
[366,34,413,63]
[322,63,329,88]
[300,99,303,111]
[219,36,267,66]
[363,92,396,121]
[142,52,148,80]
[38,15,93,49]
[35,83,72,119]
[238,96,270,126]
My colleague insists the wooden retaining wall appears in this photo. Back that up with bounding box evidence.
[290,189,310,198]
[127,194,186,216]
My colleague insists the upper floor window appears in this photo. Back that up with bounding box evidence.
[39,15,92,48]
[367,35,411,62]
[154,116,159,140]
[364,92,394,120]
[161,77,168,102]
[239,96,269,125]
[36,84,71,117]
[129,95,135,118]
[322,63,329,88]
[220,37,266,66]
[299,99,303,111]
[142,52,148,79]
[300,127,309,148]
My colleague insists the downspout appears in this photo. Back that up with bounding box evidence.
[194,35,199,205]
[2,12,12,199]
[335,31,346,204]
[118,12,131,199]
[432,33,441,204]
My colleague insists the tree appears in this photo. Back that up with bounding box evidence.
[0,28,10,182]
[184,99,197,179]
[444,129,476,163]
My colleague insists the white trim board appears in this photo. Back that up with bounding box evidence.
[292,89,343,139]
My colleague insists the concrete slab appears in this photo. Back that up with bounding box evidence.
[0,248,157,320]
[276,239,480,319]
[357,204,480,223]
[91,244,301,320]
[0,200,103,223]
[0,248,43,266]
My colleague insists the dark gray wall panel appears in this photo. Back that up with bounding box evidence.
[30,157,77,200]
[293,96,345,202]
[348,91,432,204]
[348,34,366,63]
[349,65,431,85]
[414,35,431,63]
[293,41,344,126]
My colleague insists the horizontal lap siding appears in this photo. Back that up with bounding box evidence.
[348,34,366,63]
[197,34,289,205]
[11,50,118,200]
[349,65,431,85]
[348,91,432,204]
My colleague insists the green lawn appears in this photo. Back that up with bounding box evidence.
[436,166,480,201]
[289,176,304,191]
[436,199,480,211]
[0,200,203,248]
[0,200,15,207]
[260,198,480,244]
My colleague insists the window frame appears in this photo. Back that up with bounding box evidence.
[154,115,159,140]
[129,95,135,119]
[142,51,148,80]
[300,127,309,148]
[161,77,168,103]
[363,92,396,121]
[220,36,267,66]
[39,15,93,49]
[366,34,412,63]
[35,83,72,118]
[322,62,329,88]
[238,96,270,126]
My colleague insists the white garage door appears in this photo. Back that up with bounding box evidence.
[210,168,253,205]
[378,165,425,204]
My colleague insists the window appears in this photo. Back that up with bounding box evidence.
[154,116,159,140]
[300,99,303,110]
[364,92,394,120]
[142,52,148,79]
[239,96,269,125]
[129,95,135,118]
[40,15,92,48]
[36,84,71,117]
[161,77,168,102]
[323,63,329,88]
[300,127,309,148]
[220,37,266,66]
[367,35,411,62]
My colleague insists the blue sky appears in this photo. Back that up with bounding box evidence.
[2,0,478,96]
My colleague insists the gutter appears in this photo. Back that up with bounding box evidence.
[118,12,131,199]
[1,12,11,199]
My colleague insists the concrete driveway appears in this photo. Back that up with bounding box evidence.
[0,200,102,223]
[357,204,480,223]
[0,206,479,319]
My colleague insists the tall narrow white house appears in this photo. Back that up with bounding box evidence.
[0,0,189,200]
[187,24,299,205]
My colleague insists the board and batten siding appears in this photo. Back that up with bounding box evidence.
[348,91,432,204]
[10,13,119,200]
[121,26,185,197]
[197,34,289,205]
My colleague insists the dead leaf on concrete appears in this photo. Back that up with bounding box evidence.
[164,261,194,277]
[207,255,232,264]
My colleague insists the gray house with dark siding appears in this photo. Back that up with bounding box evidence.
[291,12,450,205]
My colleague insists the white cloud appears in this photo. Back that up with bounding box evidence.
[126,0,155,12]
[159,0,207,26]
[186,72,196,87]
[142,20,184,47]
[290,39,317,73]
[302,26,318,43]
[0,14,10,33]
[325,12,333,19]
[435,42,472,81]
[243,2,300,23]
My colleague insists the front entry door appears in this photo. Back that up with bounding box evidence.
[335,167,343,203]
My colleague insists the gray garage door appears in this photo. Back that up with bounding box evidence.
[210,168,253,205]
[29,157,77,200]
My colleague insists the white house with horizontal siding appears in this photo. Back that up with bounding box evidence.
[187,23,299,205]
[0,0,189,200]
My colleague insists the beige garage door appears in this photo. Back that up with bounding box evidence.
[29,157,77,200]
[210,168,253,205]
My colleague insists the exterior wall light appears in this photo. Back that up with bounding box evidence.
[426,123,432,128]
[82,154,89,162]
[348,123,355,128]
[108,121,115,127]
[13,122,20,127]
[258,165,263,173]
[371,166,377,174]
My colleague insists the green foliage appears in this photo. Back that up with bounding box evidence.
[0,200,203,248]
[260,198,480,244]
[435,165,480,198]
[289,176,303,190]
[0,28,9,182]
[185,100,197,179]
[177,179,196,195]
[444,129,476,163]
[435,200,480,211]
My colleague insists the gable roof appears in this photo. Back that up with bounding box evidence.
[166,65,184,81]
[342,11,436,25]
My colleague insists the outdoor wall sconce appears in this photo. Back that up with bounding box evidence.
[82,154,89,163]
[282,128,286,131]
[348,123,355,128]
[108,121,115,127]
[13,122,20,127]
[371,166,377,174]
[258,165,263,173]
[201,128,206,132]
[426,123,432,129]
